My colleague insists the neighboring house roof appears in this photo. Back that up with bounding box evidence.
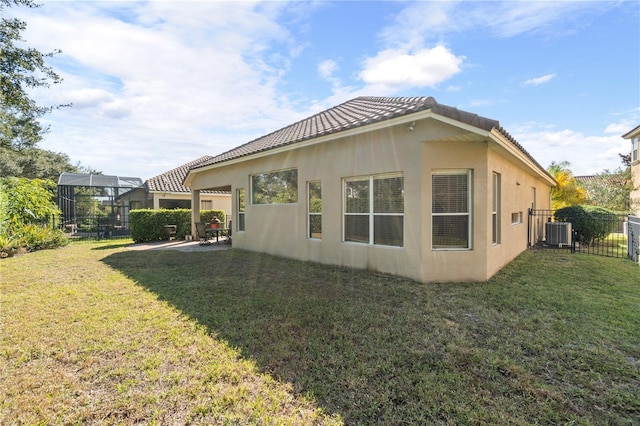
[575,174,627,187]
[189,96,551,181]
[147,156,228,194]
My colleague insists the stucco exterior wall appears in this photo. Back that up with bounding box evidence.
[631,162,640,216]
[189,118,551,283]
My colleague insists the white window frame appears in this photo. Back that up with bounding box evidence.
[511,211,523,225]
[343,172,404,247]
[250,168,298,205]
[237,188,245,232]
[308,181,322,240]
[492,172,501,245]
[432,169,473,250]
[633,137,639,163]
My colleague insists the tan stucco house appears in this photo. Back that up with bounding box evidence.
[184,96,555,283]
[622,125,640,216]
[118,156,231,213]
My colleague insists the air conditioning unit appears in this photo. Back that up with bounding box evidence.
[546,222,572,247]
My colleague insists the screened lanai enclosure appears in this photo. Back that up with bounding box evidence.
[57,173,143,240]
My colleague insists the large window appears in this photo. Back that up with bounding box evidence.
[633,137,638,162]
[308,181,322,239]
[492,172,501,245]
[344,173,404,247]
[237,188,245,231]
[251,168,298,204]
[432,170,472,249]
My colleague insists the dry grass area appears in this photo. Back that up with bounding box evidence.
[1,242,639,424]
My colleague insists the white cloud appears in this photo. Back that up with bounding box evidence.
[379,1,610,47]
[318,59,338,79]
[65,88,113,109]
[604,117,638,135]
[359,46,464,89]
[16,1,307,177]
[510,124,630,175]
[524,73,556,86]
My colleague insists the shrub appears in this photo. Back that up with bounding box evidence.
[0,178,67,256]
[0,234,21,258]
[13,223,69,252]
[554,205,619,245]
[129,209,225,242]
[0,177,61,232]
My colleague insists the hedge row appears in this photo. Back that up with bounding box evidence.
[130,209,225,243]
[554,205,619,246]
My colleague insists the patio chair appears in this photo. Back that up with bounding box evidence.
[195,222,213,245]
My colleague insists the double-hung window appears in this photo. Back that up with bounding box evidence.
[308,181,322,239]
[633,137,638,163]
[344,173,404,247]
[237,188,245,231]
[492,172,501,245]
[432,170,472,249]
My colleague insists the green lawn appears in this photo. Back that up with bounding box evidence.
[1,243,638,425]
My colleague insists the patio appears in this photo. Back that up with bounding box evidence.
[127,238,231,253]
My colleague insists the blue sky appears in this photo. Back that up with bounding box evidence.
[13,1,640,179]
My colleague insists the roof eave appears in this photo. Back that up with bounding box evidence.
[622,124,640,139]
[489,128,557,186]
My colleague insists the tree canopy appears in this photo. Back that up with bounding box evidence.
[0,0,82,180]
[549,161,586,210]
[581,167,633,214]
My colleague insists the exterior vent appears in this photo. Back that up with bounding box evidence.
[546,222,572,247]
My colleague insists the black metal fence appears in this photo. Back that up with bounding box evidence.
[528,209,632,259]
[52,214,132,241]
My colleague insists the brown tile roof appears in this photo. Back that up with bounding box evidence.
[147,156,227,193]
[575,174,627,187]
[191,96,547,177]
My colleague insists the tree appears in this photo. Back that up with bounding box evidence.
[581,154,634,213]
[548,161,586,210]
[1,0,63,146]
[0,0,80,180]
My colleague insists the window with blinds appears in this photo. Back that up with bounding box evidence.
[344,173,404,247]
[432,170,472,249]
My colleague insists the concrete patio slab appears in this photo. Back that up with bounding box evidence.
[126,238,231,253]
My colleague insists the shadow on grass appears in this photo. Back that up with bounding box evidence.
[90,242,133,251]
[102,248,640,425]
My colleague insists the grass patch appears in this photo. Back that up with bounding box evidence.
[1,245,639,424]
